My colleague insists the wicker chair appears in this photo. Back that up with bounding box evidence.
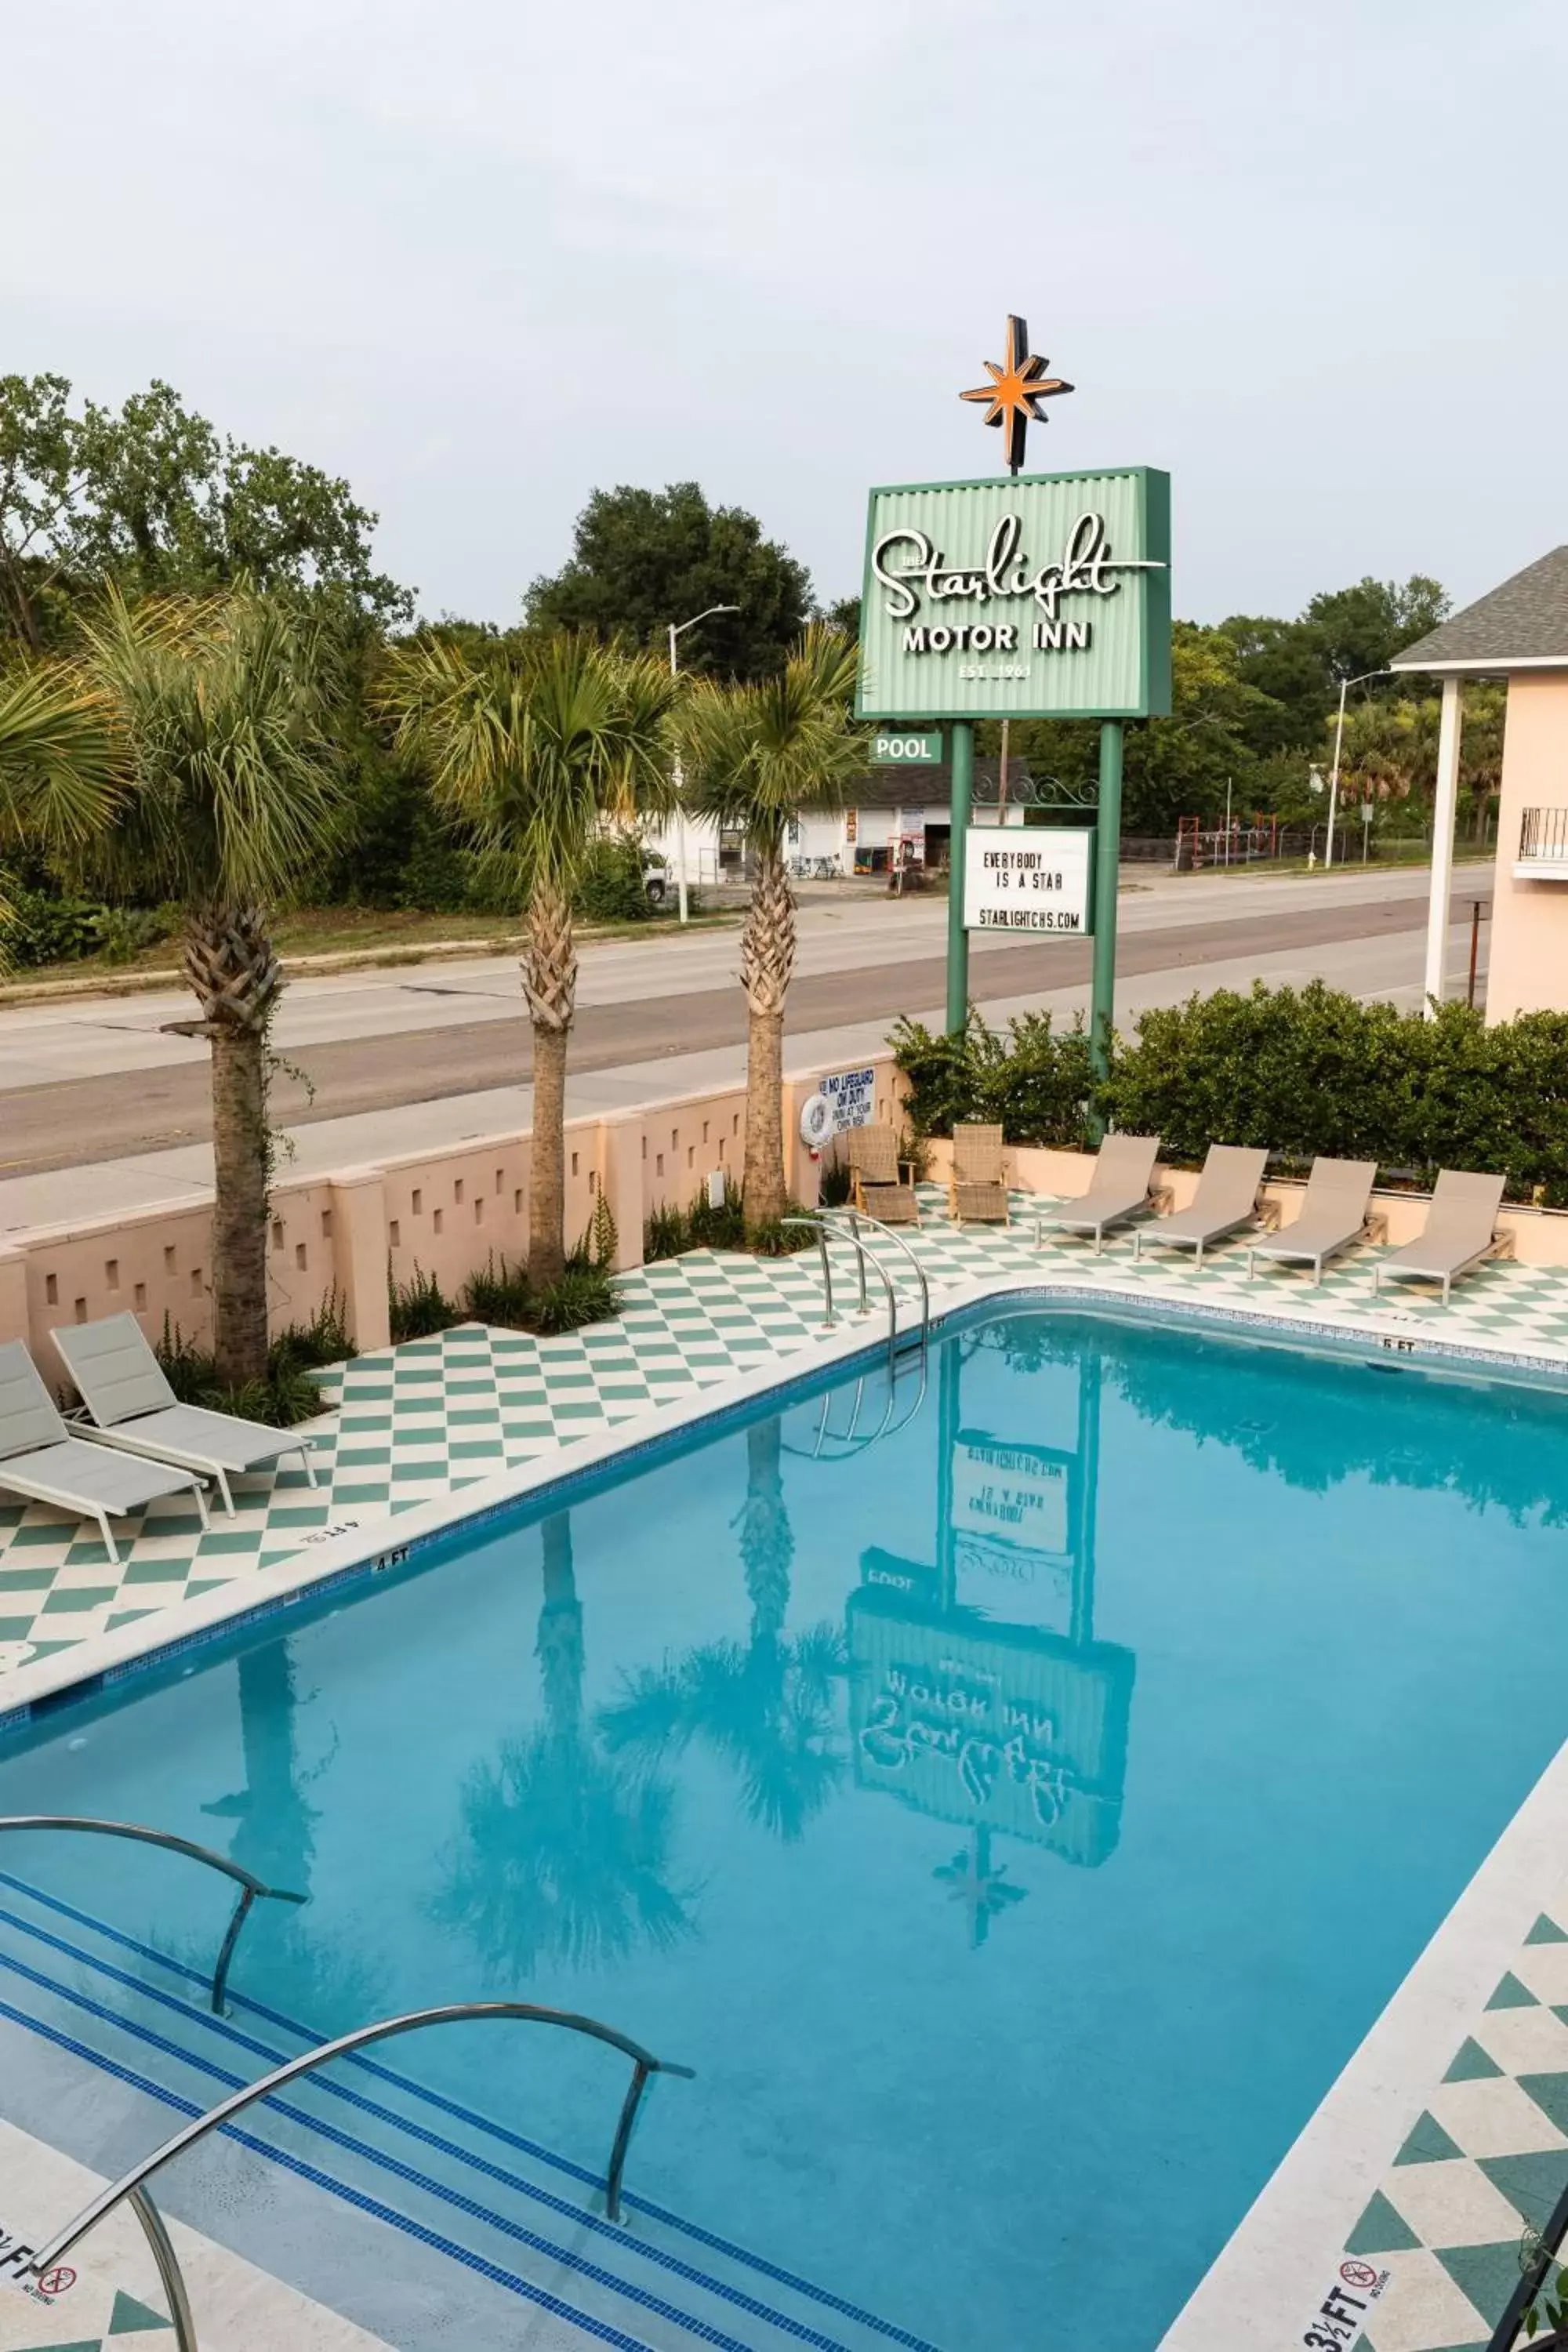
[847,1124,920,1224]
[948,1122,1010,1224]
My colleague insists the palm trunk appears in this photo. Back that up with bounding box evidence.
[186,906,281,1388]
[522,880,577,1290]
[739,848,795,1235]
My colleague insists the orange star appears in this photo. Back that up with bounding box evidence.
[960,315,1073,474]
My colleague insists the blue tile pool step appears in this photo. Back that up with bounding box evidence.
[0,1873,935,2352]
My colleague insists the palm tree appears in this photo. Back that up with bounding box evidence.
[678,626,867,1236]
[72,586,349,1385]
[380,633,677,1286]
[597,1417,848,1843]
[431,1511,695,1978]
[0,660,122,955]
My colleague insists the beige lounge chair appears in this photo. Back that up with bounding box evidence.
[0,1340,209,1564]
[53,1312,320,1517]
[1246,1159,1380,1285]
[948,1123,1009,1225]
[1372,1171,1511,1307]
[847,1125,920,1225]
[1132,1145,1270,1265]
[1036,1134,1164,1254]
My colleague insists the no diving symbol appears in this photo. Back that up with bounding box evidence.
[37,2263,76,2296]
[1339,2260,1377,2292]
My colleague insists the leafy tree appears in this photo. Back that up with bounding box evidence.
[72,587,351,1385]
[527,482,812,681]
[1305,573,1448,681]
[677,626,867,1232]
[379,633,677,1283]
[0,373,411,652]
[1016,624,1280,832]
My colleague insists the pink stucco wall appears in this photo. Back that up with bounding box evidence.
[0,1058,910,1371]
[1486,671,1568,1023]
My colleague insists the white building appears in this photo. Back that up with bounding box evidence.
[648,756,1033,887]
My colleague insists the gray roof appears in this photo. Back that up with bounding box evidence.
[1392,546,1568,672]
[849,757,1035,810]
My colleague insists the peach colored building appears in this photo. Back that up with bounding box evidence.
[1393,546,1568,1022]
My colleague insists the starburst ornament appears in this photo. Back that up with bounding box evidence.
[960,315,1073,474]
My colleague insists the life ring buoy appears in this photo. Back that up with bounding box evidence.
[799,1093,835,1149]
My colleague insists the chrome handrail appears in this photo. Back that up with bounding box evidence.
[0,1815,306,2015]
[27,2001,695,2352]
[784,1214,902,1377]
[830,1209,931,1371]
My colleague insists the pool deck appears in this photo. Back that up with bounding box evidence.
[5,1191,1568,2352]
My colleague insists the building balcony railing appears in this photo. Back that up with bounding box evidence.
[1516,807,1568,877]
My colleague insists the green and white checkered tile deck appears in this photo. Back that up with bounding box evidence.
[1,2272,173,2347]
[4,1190,1568,1686]
[1327,1896,1568,2352]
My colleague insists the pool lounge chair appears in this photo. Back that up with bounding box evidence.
[53,1312,320,1517]
[847,1125,920,1225]
[948,1123,1010,1225]
[1371,1171,1511,1307]
[1035,1134,1164,1255]
[1246,1158,1380,1285]
[0,1340,209,1564]
[1132,1145,1270,1266]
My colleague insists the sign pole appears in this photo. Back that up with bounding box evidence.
[946,719,975,1033]
[1087,719,1123,1131]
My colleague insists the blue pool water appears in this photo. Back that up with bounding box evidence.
[2,1305,1568,2350]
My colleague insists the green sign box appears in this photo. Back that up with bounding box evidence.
[856,466,1171,723]
[869,727,944,767]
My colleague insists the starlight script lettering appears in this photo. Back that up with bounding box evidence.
[871,510,1160,626]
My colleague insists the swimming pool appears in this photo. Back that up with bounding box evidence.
[2,1301,1567,2350]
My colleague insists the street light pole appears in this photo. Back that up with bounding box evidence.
[667,604,739,924]
[1325,667,1388,873]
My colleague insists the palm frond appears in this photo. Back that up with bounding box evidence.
[0,659,123,854]
[677,623,867,853]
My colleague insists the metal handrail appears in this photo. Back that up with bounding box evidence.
[0,1815,305,2015]
[783,1214,901,1377]
[831,1208,931,1370]
[27,2001,695,2352]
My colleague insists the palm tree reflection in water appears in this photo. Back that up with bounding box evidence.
[433,1512,695,1980]
[598,1417,848,1844]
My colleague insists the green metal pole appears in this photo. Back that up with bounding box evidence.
[946,719,974,1033]
[1088,719,1124,1135]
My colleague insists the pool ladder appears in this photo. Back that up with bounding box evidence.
[4,1813,695,2352]
[780,1209,931,1454]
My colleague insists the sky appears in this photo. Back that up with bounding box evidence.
[8,0,1566,630]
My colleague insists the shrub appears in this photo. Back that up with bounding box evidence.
[531,1263,621,1332]
[0,880,180,969]
[642,1177,814,1260]
[573,834,654,924]
[893,982,1568,1207]
[1102,982,1568,1200]
[891,1008,1095,1147]
[154,1298,353,1428]
[390,1263,461,1340]
[462,1252,532,1324]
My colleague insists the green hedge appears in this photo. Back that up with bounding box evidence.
[892,982,1568,1205]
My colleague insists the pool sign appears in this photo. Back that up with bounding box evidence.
[818,1065,876,1131]
[964,829,1094,935]
[856,468,1171,721]
[869,728,943,767]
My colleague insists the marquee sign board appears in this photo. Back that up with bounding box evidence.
[964,829,1094,935]
[856,467,1171,722]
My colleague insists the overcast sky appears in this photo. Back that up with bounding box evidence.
[9,0,1565,629]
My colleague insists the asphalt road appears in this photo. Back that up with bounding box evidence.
[0,879,1490,1177]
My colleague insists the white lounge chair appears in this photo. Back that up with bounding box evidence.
[1132,1145,1270,1266]
[1246,1158,1380,1285]
[0,1340,209,1564]
[1036,1134,1164,1255]
[53,1312,320,1517]
[1372,1171,1512,1307]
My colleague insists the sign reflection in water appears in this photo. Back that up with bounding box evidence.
[850,1334,1135,1941]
